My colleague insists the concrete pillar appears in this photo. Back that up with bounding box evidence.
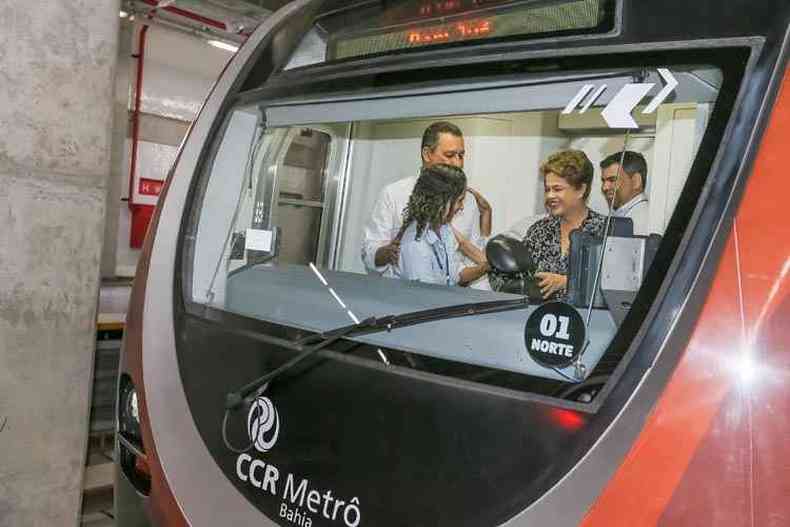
[0,1,120,525]
[100,20,132,279]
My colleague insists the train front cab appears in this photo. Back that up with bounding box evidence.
[116,1,790,526]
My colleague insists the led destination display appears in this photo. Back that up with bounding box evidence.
[327,0,613,60]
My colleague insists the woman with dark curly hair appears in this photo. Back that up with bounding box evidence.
[397,164,491,286]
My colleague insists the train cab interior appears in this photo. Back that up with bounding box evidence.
[184,61,723,401]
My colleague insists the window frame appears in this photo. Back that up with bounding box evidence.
[177,43,754,414]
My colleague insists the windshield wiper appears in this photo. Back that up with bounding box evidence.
[224,296,530,409]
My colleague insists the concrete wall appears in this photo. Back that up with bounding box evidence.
[0,1,120,525]
[100,20,132,279]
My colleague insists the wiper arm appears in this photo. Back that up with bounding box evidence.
[224,296,530,409]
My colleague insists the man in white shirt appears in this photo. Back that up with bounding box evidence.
[361,121,492,282]
[599,151,650,236]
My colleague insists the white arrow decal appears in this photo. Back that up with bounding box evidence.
[562,84,595,114]
[642,68,678,114]
[580,84,607,113]
[601,83,655,129]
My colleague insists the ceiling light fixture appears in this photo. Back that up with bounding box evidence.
[208,40,239,53]
[120,10,129,18]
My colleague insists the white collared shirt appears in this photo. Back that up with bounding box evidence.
[399,223,461,286]
[361,175,483,278]
[614,192,650,236]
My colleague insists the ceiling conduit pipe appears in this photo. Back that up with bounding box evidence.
[139,0,230,32]
[128,23,148,211]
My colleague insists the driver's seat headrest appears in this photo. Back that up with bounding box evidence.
[486,235,534,274]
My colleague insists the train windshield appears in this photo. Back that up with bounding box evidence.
[284,0,617,69]
[185,63,723,399]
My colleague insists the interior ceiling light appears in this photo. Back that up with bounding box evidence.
[208,40,239,53]
[120,10,129,18]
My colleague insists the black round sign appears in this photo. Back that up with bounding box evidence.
[524,302,586,369]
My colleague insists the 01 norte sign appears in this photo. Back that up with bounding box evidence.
[524,302,585,369]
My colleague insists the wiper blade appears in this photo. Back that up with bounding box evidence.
[301,297,530,343]
[224,296,530,409]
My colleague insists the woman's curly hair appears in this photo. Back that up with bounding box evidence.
[398,164,467,241]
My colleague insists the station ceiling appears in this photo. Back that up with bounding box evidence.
[124,0,297,42]
[236,0,295,10]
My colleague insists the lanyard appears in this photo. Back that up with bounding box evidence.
[430,237,451,286]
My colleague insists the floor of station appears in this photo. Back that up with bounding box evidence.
[80,282,131,526]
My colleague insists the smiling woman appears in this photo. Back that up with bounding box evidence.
[508,150,606,300]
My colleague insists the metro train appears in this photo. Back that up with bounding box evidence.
[116,1,790,525]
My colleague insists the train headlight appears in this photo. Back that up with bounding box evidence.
[118,375,151,494]
[119,376,142,443]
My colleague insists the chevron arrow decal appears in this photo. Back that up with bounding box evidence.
[561,69,678,129]
[601,83,655,129]
[643,68,679,114]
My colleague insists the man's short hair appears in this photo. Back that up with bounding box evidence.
[540,149,595,200]
[600,151,648,189]
[421,121,463,152]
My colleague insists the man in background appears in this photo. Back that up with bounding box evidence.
[600,150,650,235]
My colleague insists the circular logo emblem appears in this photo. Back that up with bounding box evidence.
[247,396,280,453]
[524,302,586,369]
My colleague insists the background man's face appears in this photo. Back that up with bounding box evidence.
[422,133,465,168]
[601,163,641,209]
